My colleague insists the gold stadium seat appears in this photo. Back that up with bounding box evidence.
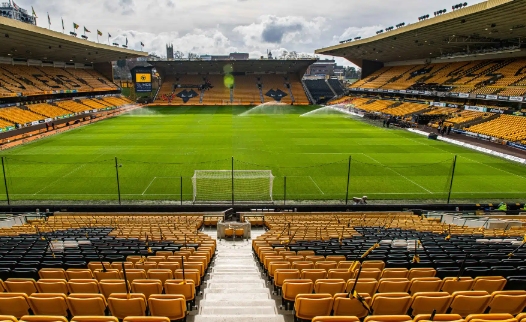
[363,315,412,322]
[145,256,166,265]
[0,293,30,318]
[274,269,301,290]
[146,269,173,284]
[410,292,453,315]
[71,317,118,322]
[312,317,360,322]
[98,280,128,299]
[66,269,93,280]
[35,279,69,294]
[412,314,463,322]
[156,263,180,275]
[107,293,147,319]
[131,279,163,299]
[359,268,382,280]
[155,251,173,258]
[449,291,492,317]
[409,277,443,294]
[472,276,507,293]
[316,261,338,271]
[4,279,37,296]
[338,261,360,270]
[126,256,143,265]
[487,291,526,315]
[165,256,183,266]
[119,269,146,283]
[27,293,68,316]
[326,255,346,263]
[123,317,170,322]
[88,263,111,272]
[0,280,5,292]
[174,269,200,287]
[164,279,196,308]
[282,279,314,305]
[301,269,327,283]
[148,294,186,321]
[110,262,134,271]
[333,293,373,318]
[134,262,157,272]
[377,278,411,293]
[93,269,120,281]
[441,277,474,294]
[294,293,334,321]
[0,316,17,322]
[292,261,314,271]
[285,256,304,264]
[464,313,516,322]
[345,278,379,296]
[269,262,291,279]
[371,292,413,315]
[408,268,436,280]
[381,269,409,279]
[66,294,107,316]
[314,279,346,295]
[38,269,67,280]
[362,260,385,271]
[328,269,353,281]
[297,250,315,257]
[67,279,100,294]
[19,316,68,322]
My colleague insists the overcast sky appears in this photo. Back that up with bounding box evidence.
[25,0,487,67]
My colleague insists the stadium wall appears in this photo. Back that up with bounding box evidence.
[385,50,526,67]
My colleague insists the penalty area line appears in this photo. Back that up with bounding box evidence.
[142,177,157,195]
[308,176,325,195]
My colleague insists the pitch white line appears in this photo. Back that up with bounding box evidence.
[362,154,434,194]
[308,176,325,195]
[142,177,157,195]
[33,163,88,196]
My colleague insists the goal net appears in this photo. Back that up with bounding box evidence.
[192,170,274,204]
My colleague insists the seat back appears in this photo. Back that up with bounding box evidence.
[362,260,385,270]
[123,317,169,322]
[328,269,353,281]
[19,316,68,322]
[4,279,37,296]
[315,262,338,271]
[359,268,382,280]
[131,279,163,299]
[107,294,147,319]
[27,293,68,316]
[35,279,69,294]
[93,270,120,281]
[408,268,436,280]
[371,292,413,315]
[409,278,442,294]
[0,293,30,318]
[412,314,463,322]
[314,279,346,295]
[67,279,100,294]
[148,294,186,320]
[441,277,474,294]
[146,269,173,284]
[294,293,334,320]
[410,292,453,315]
[301,269,327,283]
[71,317,118,322]
[312,317,360,322]
[38,269,67,280]
[66,293,107,316]
[464,313,515,322]
[363,315,412,322]
[119,269,146,283]
[487,291,526,315]
[66,269,93,280]
[274,269,301,288]
[381,269,409,279]
[99,280,128,299]
[333,293,372,318]
[282,280,314,302]
[345,278,379,296]
[164,279,196,301]
[449,291,492,317]
[472,277,507,293]
[377,278,411,293]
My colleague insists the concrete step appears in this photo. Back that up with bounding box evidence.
[210,272,262,277]
[193,315,286,322]
[199,300,277,307]
[206,282,266,289]
[204,293,271,300]
[200,306,277,315]
[204,288,270,294]
[207,276,264,282]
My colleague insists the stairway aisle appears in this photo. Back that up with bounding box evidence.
[194,227,286,322]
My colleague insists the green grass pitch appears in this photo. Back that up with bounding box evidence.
[1,105,525,204]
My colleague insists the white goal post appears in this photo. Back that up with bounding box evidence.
[192,170,274,203]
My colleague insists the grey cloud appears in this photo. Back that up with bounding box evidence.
[262,23,302,43]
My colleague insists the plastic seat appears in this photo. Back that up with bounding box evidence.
[71,316,118,322]
[148,294,186,321]
[449,291,491,317]
[332,293,372,318]
[408,268,436,280]
[174,269,200,286]
[371,292,413,315]
[38,269,67,280]
[66,269,93,280]
[316,261,338,271]
[0,293,30,318]
[98,280,128,299]
[110,262,134,271]
[345,278,379,296]
[67,279,100,294]
[464,313,516,322]
[66,293,107,316]
[381,268,409,279]
[362,260,386,270]
[34,279,68,294]
[363,315,412,322]
[359,268,382,280]
[312,317,360,322]
[487,290,526,315]
[282,279,314,307]
[134,262,157,272]
[0,315,17,322]
[146,269,173,284]
[410,292,453,315]
[19,316,68,322]
[131,279,163,299]
[328,269,353,281]
[274,269,301,289]
[472,276,506,293]
[164,279,196,307]
[412,314,463,322]
[294,293,334,321]
[27,293,68,316]
[409,277,442,294]
[107,293,147,319]
[314,279,346,295]
[122,317,169,322]
[292,261,315,271]
[377,278,411,293]
[93,269,120,281]
[156,263,180,275]
[4,279,37,296]
[88,263,112,272]
[441,277,474,294]
[301,269,327,283]
[119,269,146,283]
[268,262,291,278]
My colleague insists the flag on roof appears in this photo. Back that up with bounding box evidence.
[108,33,112,38]
[125,37,128,46]
[84,27,91,33]
[140,42,144,47]
[97,30,103,36]
[47,12,51,25]
[11,1,20,10]
[73,23,79,29]
[61,18,64,30]
[31,6,37,18]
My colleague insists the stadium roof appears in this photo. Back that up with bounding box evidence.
[149,59,317,77]
[0,16,147,63]
[315,0,526,66]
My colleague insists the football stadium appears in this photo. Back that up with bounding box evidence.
[1,0,526,322]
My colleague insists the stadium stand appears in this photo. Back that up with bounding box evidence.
[25,104,70,119]
[465,114,526,142]
[304,79,336,103]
